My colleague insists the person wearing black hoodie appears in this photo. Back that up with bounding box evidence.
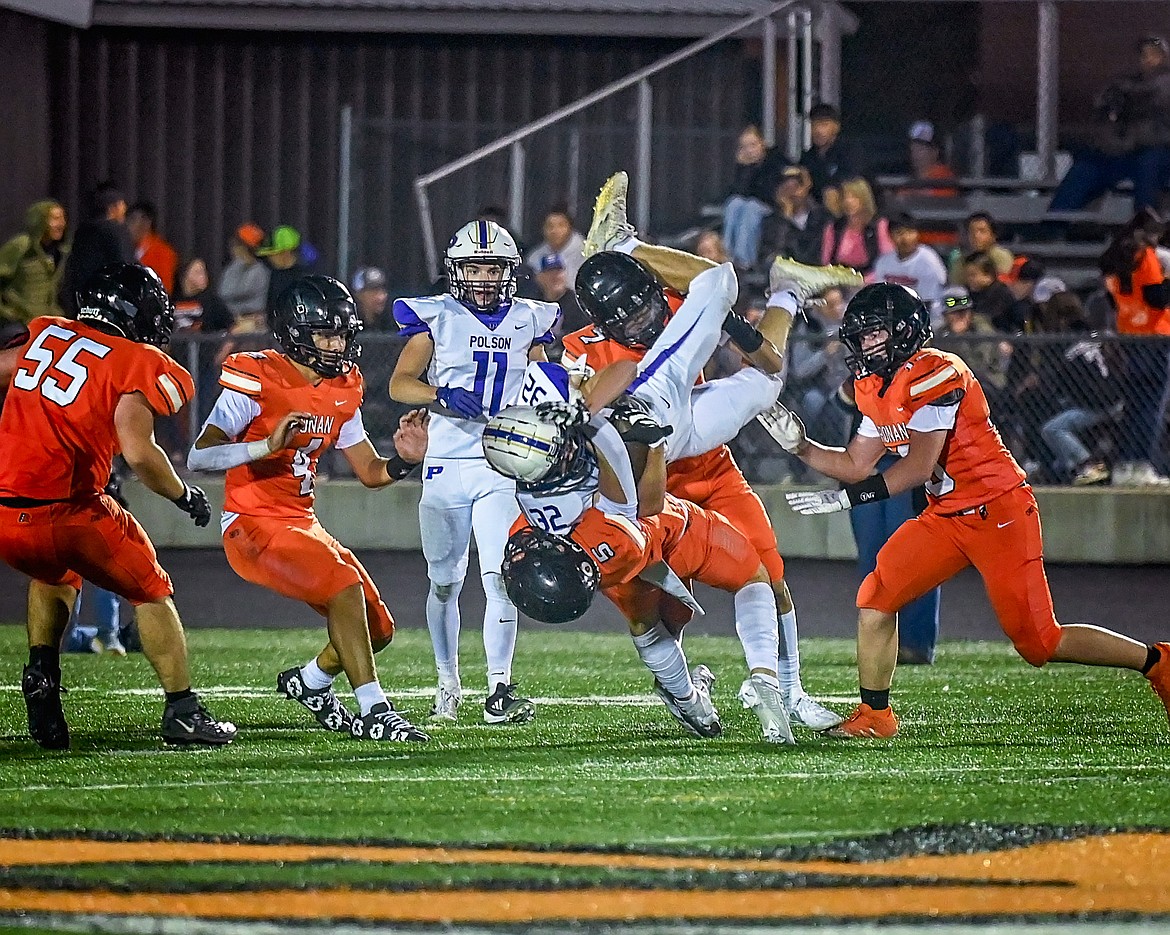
[721,124,786,268]
[59,183,134,316]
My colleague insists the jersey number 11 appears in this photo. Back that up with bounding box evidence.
[472,351,508,416]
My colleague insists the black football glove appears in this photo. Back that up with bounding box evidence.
[172,484,212,528]
[616,410,673,447]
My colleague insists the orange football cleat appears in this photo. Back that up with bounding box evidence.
[820,703,899,739]
[1145,642,1170,727]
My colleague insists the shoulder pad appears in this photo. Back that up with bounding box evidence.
[905,351,969,407]
[219,351,270,397]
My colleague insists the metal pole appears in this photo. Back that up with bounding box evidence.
[801,6,814,152]
[509,141,525,236]
[1036,0,1059,181]
[786,8,800,161]
[762,15,777,146]
[568,126,581,219]
[415,180,439,285]
[337,104,352,281]
[186,339,199,446]
[636,79,652,234]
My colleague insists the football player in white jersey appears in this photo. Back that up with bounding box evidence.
[390,220,560,725]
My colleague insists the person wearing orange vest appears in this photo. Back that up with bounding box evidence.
[1102,210,1170,485]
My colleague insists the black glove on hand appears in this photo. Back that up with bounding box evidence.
[616,410,673,447]
[172,484,212,528]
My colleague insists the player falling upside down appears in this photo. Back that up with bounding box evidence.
[558,170,858,730]
[761,281,1170,738]
[189,275,428,742]
[0,263,235,749]
[484,391,802,743]
[389,220,560,725]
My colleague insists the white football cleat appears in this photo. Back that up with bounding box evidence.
[583,171,637,258]
[428,684,462,724]
[768,256,863,304]
[738,674,796,744]
[787,693,844,731]
[653,664,722,738]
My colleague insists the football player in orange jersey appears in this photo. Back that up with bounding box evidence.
[188,276,428,743]
[561,170,858,731]
[764,282,1170,738]
[0,263,236,750]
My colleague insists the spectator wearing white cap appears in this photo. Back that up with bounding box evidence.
[352,266,395,332]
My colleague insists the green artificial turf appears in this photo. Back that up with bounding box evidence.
[1,623,1167,859]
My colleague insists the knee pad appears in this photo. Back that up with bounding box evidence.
[429,580,463,604]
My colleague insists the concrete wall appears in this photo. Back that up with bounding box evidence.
[126,480,1170,565]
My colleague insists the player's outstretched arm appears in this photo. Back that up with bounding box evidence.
[580,360,637,413]
[187,410,307,472]
[342,408,429,489]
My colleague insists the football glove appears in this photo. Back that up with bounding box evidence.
[172,484,212,527]
[435,385,483,419]
[756,401,806,453]
[785,489,850,515]
[615,410,672,447]
[536,399,590,430]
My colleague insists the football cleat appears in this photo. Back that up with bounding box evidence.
[583,171,637,258]
[653,665,722,738]
[821,702,899,739]
[1145,642,1170,728]
[768,256,863,304]
[277,666,356,734]
[351,702,429,742]
[161,695,237,746]
[22,665,69,751]
[787,693,844,731]
[738,674,796,744]
[484,682,536,725]
[429,684,462,724]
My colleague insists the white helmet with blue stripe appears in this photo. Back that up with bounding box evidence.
[446,219,521,312]
[482,406,567,485]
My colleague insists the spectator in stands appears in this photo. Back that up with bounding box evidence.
[348,267,408,455]
[526,204,585,285]
[59,182,134,316]
[533,253,586,340]
[173,257,234,425]
[868,213,947,312]
[902,121,959,197]
[800,103,862,215]
[127,201,178,294]
[964,251,1021,332]
[352,266,395,332]
[821,177,892,274]
[1050,35,1170,214]
[784,285,852,449]
[1100,207,1170,485]
[760,165,831,268]
[0,200,68,325]
[1036,293,1120,486]
[695,230,730,264]
[932,286,1008,397]
[948,212,1014,284]
[721,124,786,268]
[218,223,269,333]
[259,225,308,310]
[1005,258,1046,327]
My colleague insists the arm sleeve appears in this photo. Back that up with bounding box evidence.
[856,415,881,438]
[337,409,368,450]
[907,401,959,433]
[203,388,262,438]
[590,418,639,519]
[392,298,431,337]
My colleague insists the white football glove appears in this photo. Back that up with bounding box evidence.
[536,399,590,430]
[756,401,807,454]
[785,489,851,515]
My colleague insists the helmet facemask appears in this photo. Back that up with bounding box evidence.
[286,325,362,379]
[600,285,668,349]
[447,257,517,313]
[272,277,364,379]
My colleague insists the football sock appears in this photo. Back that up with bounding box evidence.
[165,688,195,705]
[734,582,780,674]
[860,687,890,711]
[28,645,60,680]
[482,572,517,691]
[353,681,388,716]
[777,606,804,702]
[426,579,464,689]
[301,658,334,690]
[632,623,695,701]
[1141,644,1162,675]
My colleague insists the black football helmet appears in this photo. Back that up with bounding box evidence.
[575,252,669,349]
[76,263,174,347]
[502,526,601,624]
[270,275,362,378]
[839,282,932,382]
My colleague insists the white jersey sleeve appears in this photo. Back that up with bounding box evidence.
[203,388,261,439]
[337,409,368,449]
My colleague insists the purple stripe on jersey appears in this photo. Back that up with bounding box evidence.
[628,316,703,393]
[535,361,571,400]
[392,299,430,337]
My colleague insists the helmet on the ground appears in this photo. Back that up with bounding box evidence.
[270,275,362,378]
[502,526,600,624]
[482,406,595,493]
[446,220,521,312]
[76,263,174,347]
[839,282,932,381]
[575,252,668,349]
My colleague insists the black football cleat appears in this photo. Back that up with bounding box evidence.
[483,682,536,725]
[277,666,356,734]
[22,665,69,750]
[350,702,429,742]
[161,694,237,746]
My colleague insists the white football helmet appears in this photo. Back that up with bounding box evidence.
[482,405,595,491]
[445,219,521,312]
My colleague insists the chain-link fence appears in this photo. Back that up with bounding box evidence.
[165,332,1170,488]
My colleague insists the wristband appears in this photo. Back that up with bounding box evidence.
[842,474,891,507]
[722,312,765,353]
[386,455,417,481]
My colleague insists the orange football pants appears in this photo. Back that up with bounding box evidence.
[0,495,173,604]
[668,447,785,582]
[857,485,1061,666]
[223,514,395,642]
